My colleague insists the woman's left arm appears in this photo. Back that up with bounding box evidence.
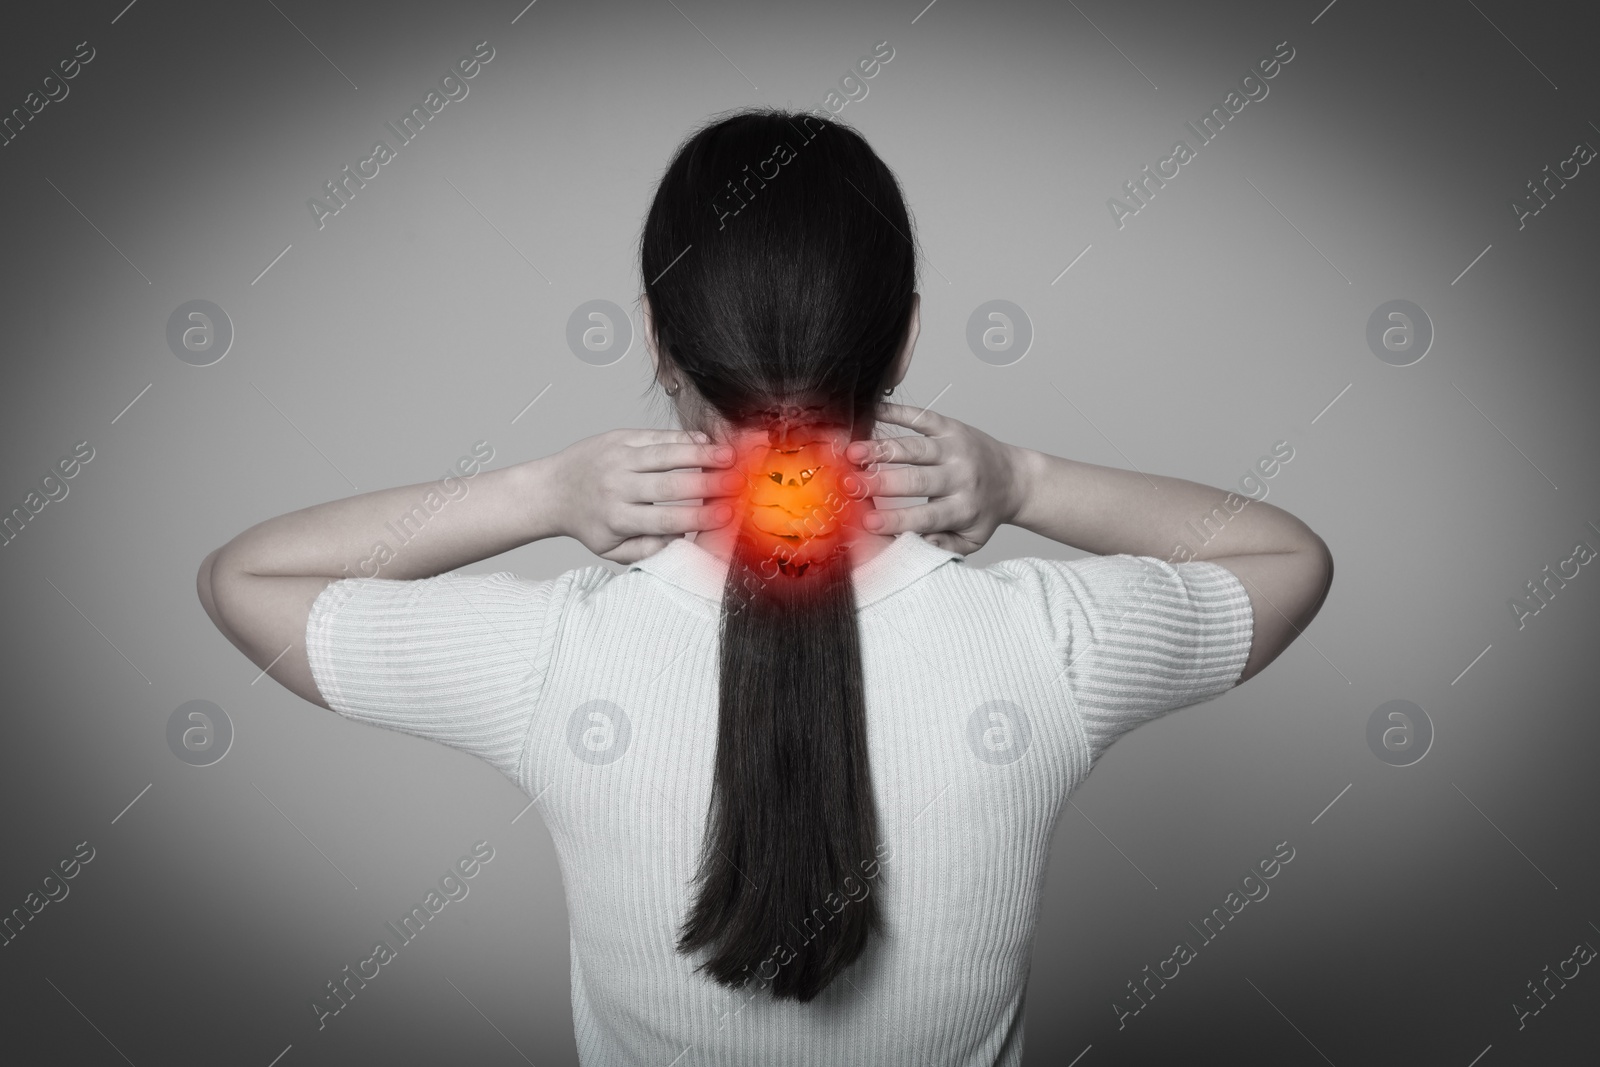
[199,430,735,709]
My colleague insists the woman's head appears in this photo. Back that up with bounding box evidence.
[640,107,920,442]
[636,107,920,1002]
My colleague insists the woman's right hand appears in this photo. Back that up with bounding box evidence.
[845,404,1033,555]
[550,428,742,564]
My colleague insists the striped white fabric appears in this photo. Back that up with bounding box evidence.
[305,531,1253,1066]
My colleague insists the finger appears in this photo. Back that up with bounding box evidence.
[861,500,962,536]
[846,432,942,466]
[635,468,747,502]
[632,440,738,472]
[852,462,958,500]
[873,402,953,435]
[622,428,707,447]
[626,501,733,537]
[604,533,682,565]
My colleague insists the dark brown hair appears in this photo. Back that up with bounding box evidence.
[639,107,918,1001]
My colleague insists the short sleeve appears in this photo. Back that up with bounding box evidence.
[996,554,1254,763]
[305,570,561,785]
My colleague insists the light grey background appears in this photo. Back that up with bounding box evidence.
[2,0,1597,1063]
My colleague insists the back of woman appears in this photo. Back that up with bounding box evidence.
[203,107,1330,1066]
[403,531,1252,1063]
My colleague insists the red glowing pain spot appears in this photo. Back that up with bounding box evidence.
[725,427,868,579]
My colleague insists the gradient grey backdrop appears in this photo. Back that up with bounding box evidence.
[3,0,1597,1063]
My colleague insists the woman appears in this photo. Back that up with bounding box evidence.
[198,108,1331,1065]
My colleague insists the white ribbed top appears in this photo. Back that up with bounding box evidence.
[305,531,1253,1065]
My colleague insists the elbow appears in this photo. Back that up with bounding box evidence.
[197,547,225,630]
[1303,532,1334,623]
[197,547,219,614]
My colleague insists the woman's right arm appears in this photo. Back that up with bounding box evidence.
[849,407,1332,685]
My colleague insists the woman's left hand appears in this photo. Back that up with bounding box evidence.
[845,404,1029,556]
[549,429,742,564]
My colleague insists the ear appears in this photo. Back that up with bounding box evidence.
[640,294,660,377]
[886,293,920,389]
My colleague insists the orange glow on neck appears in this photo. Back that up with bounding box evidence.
[724,422,867,578]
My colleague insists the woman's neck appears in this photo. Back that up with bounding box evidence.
[687,506,897,568]
[686,419,896,569]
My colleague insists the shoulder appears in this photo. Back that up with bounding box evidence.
[971,553,1249,647]
[314,565,592,613]
[308,562,617,657]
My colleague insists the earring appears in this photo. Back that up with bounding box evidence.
[665,381,681,397]
[882,388,893,396]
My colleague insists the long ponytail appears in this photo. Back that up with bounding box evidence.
[640,107,919,1001]
[678,515,881,1000]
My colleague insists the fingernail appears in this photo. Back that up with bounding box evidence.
[846,443,866,462]
[714,505,733,523]
[863,513,883,531]
[716,446,735,464]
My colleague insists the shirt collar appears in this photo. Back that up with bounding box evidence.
[627,530,963,609]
